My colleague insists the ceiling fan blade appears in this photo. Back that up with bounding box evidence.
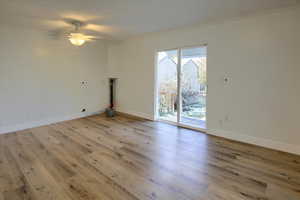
[44,19,71,28]
[85,35,100,39]
[83,24,115,33]
[47,28,70,40]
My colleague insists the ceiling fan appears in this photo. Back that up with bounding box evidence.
[48,19,109,46]
[67,20,99,46]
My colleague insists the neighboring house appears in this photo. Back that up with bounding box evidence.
[181,59,201,92]
[158,56,206,93]
[157,56,177,88]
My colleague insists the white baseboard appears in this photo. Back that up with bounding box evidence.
[4,109,298,155]
[114,110,300,155]
[207,129,300,156]
[0,110,105,135]
[116,109,154,121]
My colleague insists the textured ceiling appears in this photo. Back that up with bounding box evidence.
[1,0,299,40]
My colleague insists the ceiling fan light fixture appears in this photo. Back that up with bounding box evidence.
[69,33,86,46]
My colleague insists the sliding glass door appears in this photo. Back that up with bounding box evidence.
[156,46,207,129]
[180,47,207,128]
[156,49,178,122]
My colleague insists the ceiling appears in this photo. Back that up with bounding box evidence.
[1,0,299,40]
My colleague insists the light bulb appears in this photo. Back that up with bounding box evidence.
[69,33,86,46]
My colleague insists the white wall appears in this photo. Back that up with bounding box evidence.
[0,25,109,133]
[108,6,300,154]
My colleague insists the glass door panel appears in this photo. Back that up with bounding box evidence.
[156,50,178,122]
[180,47,207,129]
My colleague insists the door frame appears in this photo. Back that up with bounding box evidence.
[153,44,208,132]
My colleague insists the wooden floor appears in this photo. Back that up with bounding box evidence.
[1,115,300,200]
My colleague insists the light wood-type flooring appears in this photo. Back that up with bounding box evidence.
[0,114,300,200]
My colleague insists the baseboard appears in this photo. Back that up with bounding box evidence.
[4,109,298,155]
[114,110,300,155]
[0,110,105,135]
[207,129,300,156]
[116,109,154,121]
